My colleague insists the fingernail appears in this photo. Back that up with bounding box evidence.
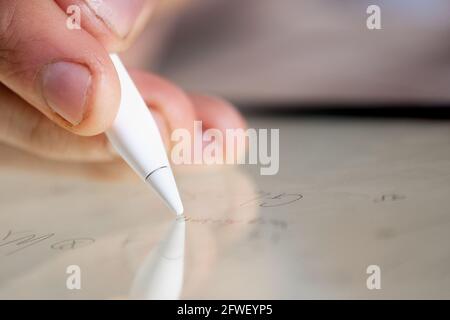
[85,0,145,38]
[41,62,91,126]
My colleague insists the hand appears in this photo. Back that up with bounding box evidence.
[0,0,245,162]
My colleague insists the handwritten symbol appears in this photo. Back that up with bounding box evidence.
[0,230,55,255]
[374,194,406,203]
[51,238,95,250]
[241,192,303,208]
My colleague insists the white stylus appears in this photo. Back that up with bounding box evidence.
[106,54,184,215]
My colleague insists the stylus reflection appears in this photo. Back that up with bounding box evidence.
[129,217,186,299]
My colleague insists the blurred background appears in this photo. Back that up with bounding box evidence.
[124,0,450,108]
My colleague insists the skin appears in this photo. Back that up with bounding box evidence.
[0,0,246,164]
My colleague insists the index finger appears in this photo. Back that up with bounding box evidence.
[55,0,158,52]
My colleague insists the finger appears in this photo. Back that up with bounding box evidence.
[0,0,120,136]
[130,69,197,143]
[189,94,247,162]
[189,94,247,132]
[54,0,158,52]
[0,83,115,161]
[0,81,174,162]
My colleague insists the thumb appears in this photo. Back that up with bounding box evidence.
[0,0,120,136]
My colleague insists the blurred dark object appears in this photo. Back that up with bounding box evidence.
[241,104,450,119]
